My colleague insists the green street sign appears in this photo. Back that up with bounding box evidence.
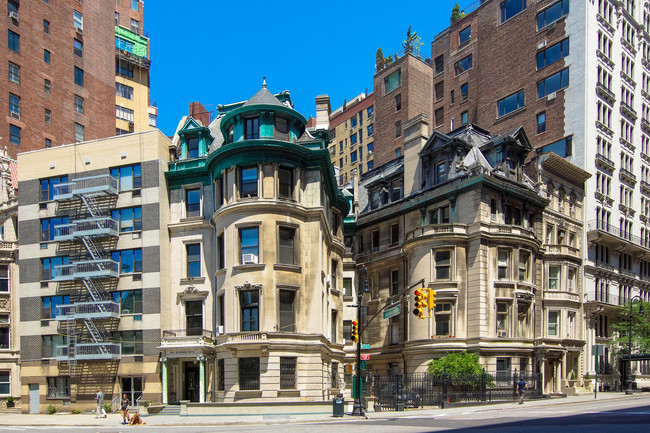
[383,304,401,320]
[361,344,370,349]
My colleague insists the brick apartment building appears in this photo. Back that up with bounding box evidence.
[367,0,650,389]
[1,0,154,159]
[327,93,376,186]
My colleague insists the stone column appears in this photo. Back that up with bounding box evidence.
[198,355,206,403]
[161,356,168,405]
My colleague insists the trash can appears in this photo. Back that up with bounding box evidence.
[333,394,345,417]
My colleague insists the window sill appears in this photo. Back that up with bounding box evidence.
[536,16,566,35]
[181,277,206,284]
[273,263,302,273]
[495,106,526,123]
[232,263,265,271]
[180,216,204,223]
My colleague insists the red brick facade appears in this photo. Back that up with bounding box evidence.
[2,0,116,158]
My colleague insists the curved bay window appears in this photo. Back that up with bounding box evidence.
[244,117,260,140]
[275,116,290,141]
[240,166,258,198]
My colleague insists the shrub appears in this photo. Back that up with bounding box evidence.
[6,396,14,403]
[103,402,112,414]
[46,404,57,415]
[71,409,82,414]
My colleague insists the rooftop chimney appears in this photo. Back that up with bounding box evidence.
[315,95,331,131]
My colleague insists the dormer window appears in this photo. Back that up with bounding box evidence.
[245,117,260,140]
[275,116,289,141]
[226,125,234,144]
[187,136,199,159]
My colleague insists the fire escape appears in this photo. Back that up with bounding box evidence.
[52,175,122,375]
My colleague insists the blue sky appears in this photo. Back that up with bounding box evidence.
[147,0,466,136]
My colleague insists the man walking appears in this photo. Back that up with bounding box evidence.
[95,388,106,418]
[517,377,527,404]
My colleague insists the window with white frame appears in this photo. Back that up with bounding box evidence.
[518,250,530,281]
[497,250,510,280]
[435,250,451,280]
[496,302,509,332]
[548,311,559,336]
[548,265,560,290]
[185,187,201,218]
[186,243,201,278]
[435,303,452,336]
[73,10,83,30]
[0,315,8,349]
[116,105,134,122]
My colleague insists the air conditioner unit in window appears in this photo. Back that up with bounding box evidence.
[497,331,508,338]
[537,40,547,49]
[242,253,258,264]
[216,325,224,335]
[10,112,19,120]
[75,27,83,36]
[547,92,557,101]
[8,11,19,21]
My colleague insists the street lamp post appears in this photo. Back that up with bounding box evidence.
[626,295,645,395]
[352,266,368,416]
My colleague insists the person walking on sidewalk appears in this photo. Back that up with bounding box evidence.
[517,378,527,404]
[95,389,106,418]
[121,394,130,424]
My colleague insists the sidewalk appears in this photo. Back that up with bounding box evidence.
[1,393,648,427]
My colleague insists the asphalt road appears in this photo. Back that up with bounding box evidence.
[0,398,648,433]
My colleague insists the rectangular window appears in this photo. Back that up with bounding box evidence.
[110,164,142,190]
[116,62,134,78]
[395,93,402,111]
[537,67,569,98]
[280,357,297,389]
[536,112,546,133]
[42,295,71,319]
[548,265,559,289]
[350,133,357,145]
[217,233,225,270]
[149,113,157,127]
[461,83,469,101]
[43,19,50,33]
[384,69,401,94]
[40,176,68,201]
[73,10,83,30]
[461,111,468,125]
[390,269,399,295]
[41,335,64,358]
[116,83,134,100]
[185,188,201,217]
[548,311,559,336]
[41,217,69,241]
[537,38,569,70]
[45,108,51,123]
[8,62,20,84]
[435,108,444,127]
[278,226,296,265]
[111,331,143,355]
[186,243,201,278]
[74,95,84,114]
[435,250,451,280]
[501,0,526,23]
[390,223,399,246]
[454,55,472,76]
[435,303,452,336]
[111,289,142,315]
[239,357,260,390]
[343,277,352,297]
[537,135,572,157]
[240,291,259,331]
[8,30,19,53]
[395,121,402,138]
[434,55,444,74]
[47,377,70,398]
[110,249,143,274]
[41,256,69,280]
[75,123,84,142]
[185,300,203,334]
[496,302,508,331]
[0,265,8,293]
[116,105,134,122]
[74,39,83,57]
[9,93,20,119]
[459,26,471,44]
[498,250,509,280]
[0,319,8,349]
[131,19,140,34]
[279,290,295,332]
[131,0,139,10]
[240,227,259,264]
[537,0,570,30]
[74,67,84,86]
[367,124,374,137]
[235,166,258,199]
[498,90,525,117]
[244,117,260,140]
[44,49,50,64]
[44,79,51,93]
[331,260,338,291]
[518,251,530,281]
[351,117,358,128]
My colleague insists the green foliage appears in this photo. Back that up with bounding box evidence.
[426,351,483,376]
[6,396,14,403]
[103,402,112,414]
[584,372,591,380]
[376,48,385,72]
[610,301,650,356]
[46,404,57,415]
[71,409,82,414]
[402,25,424,56]
[451,3,466,22]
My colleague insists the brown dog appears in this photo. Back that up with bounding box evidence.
[128,413,146,425]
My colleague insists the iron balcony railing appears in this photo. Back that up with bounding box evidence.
[162,329,213,338]
[587,220,647,248]
[55,301,121,320]
[53,174,118,200]
[54,217,119,241]
[55,343,121,361]
[585,291,624,306]
[53,259,119,281]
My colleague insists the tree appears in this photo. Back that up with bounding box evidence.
[426,351,483,376]
[402,25,423,56]
[610,300,650,356]
[451,3,466,23]
[376,47,385,72]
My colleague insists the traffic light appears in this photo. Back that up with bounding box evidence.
[413,289,427,318]
[428,289,437,311]
[351,320,359,343]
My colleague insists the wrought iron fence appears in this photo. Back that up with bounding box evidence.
[371,369,542,410]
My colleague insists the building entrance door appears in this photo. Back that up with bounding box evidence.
[29,384,39,414]
[184,363,200,402]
